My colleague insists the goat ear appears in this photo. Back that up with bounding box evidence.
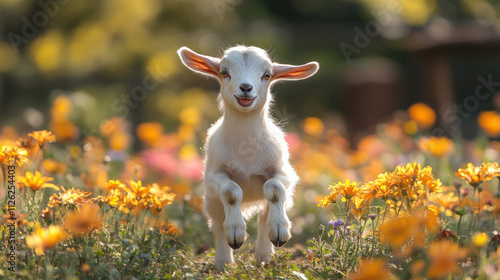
[272,62,319,82]
[177,47,220,78]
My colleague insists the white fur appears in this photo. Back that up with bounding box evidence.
[177,45,319,271]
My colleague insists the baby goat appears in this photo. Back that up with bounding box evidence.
[177,45,319,270]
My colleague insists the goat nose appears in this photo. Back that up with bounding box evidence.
[239,83,253,94]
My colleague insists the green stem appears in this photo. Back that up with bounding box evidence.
[457,214,463,244]
[370,220,376,257]
[468,187,478,243]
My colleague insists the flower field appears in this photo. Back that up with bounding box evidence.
[2,97,500,279]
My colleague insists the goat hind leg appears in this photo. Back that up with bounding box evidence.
[205,196,234,271]
[255,204,274,265]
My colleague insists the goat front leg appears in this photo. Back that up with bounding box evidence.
[263,176,291,247]
[217,174,247,250]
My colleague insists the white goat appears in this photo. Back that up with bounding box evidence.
[177,45,319,271]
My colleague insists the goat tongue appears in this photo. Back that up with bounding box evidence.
[239,98,252,104]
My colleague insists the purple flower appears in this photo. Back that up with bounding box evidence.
[368,214,376,220]
[306,248,314,255]
[328,218,344,228]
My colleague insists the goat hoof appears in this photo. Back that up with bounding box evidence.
[229,241,244,250]
[271,239,287,247]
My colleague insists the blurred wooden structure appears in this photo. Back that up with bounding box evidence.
[406,23,500,134]
[341,57,402,145]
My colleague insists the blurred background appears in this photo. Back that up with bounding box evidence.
[2,0,500,248]
[2,0,500,140]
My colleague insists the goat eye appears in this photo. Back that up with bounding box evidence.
[263,72,271,80]
[221,69,229,78]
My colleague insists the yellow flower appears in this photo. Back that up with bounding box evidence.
[18,171,59,192]
[179,108,201,127]
[317,192,337,209]
[129,180,149,199]
[330,179,362,201]
[362,173,396,202]
[367,163,442,210]
[456,162,492,188]
[427,240,466,279]
[26,225,67,255]
[28,130,56,148]
[347,258,392,280]
[303,117,324,137]
[350,196,369,217]
[407,103,436,129]
[430,192,472,217]
[149,183,176,214]
[472,232,489,247]
[0,145,30,166]
[136,122,163,147]
[478,111,500,137]
[103,180,175,215]
[64,203,102,237]
[403,120,418,135]
[101,179,126,192]
[418,136,453,157]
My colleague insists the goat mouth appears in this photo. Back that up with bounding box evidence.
[235,96,255,107]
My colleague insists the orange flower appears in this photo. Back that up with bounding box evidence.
[427,240,466,279]
[50,120,78,143]
[18,171,59,191]
[379,216,415,248]
[28,130,56,147]
[159,220,183,236]
[47,186,92,208]
[43,159,67,174]
[347,258,392,280]
[109,132,130,151]
[64,203,102,237]
[51,95,72,122]
[483,162,500,178]
[379,212,438,249]
[456,162,492,188]
[418,136,453,157]
[478,111,500,137]
[99,117,128,138]
[303,117,324,137]
[26,225,67,255]
[408,103,436,129]
[136,122,163,147]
